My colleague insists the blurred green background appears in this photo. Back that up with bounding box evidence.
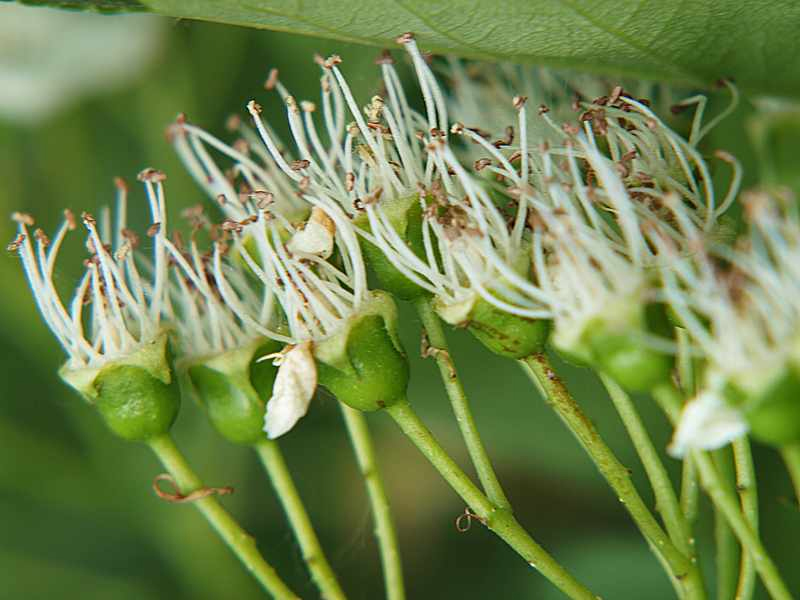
[1,5,798,599]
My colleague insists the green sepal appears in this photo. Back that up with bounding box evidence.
[355,194,431,301]
[59,332,180,442]
[181,339,282,445]
[315,291,409,411]
[436,293,550,359]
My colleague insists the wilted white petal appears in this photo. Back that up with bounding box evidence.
[668,390,748,457]
[263,343,317,438]
[287,207,335,258]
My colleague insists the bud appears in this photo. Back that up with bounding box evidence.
[60,332,180,442]
[355,194,430,300]
[315,291,409,411]
[182,339,282,445]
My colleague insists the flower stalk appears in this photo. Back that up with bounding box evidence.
[339,404,405,600]
[148,434,300,600]
[416,297,511,510]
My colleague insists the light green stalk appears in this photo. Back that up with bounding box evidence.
[780,442,800,508]
[732,438,758,600]
[386,400,598,600]
[653,384,793,600]
[415,297,510,509]
[255,440,347,600]
[340,405,405,600]
[522,355,705,600]
[148,434,299,599]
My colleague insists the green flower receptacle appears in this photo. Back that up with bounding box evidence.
[183,339,282,446]
[315,291,409,411]
[587,329,672,393]
[436,294,550,359]
[60,332,180,442]
[735,369,800,446]
[355,194,431,301]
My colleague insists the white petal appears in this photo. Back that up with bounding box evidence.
[668,391,748,457]
[263,343,317,438]
[287,207,335,258]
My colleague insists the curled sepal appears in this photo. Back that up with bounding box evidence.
[315,291,409,411]
[264,343,317,439]
[436,292,550,359]
[669,390,748,457]
[59,332,180,442]
[182,339,282,445]
[355,195,430,301]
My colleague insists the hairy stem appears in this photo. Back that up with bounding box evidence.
[255,440,347,600]
[521,355,705,600]
[732,438,758,600]
[386,399,597,600]
[340,404,405,600]
[148,434,299,599]
[653,384,793,600]
[415,297,510,509]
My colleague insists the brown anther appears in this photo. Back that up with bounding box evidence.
[171,230,185,251]
[62,209,77,231]
[301,100,316,113]
[621,150,637,162]
[137,168,166,183]
[492,126,514,148]
[299,176,310,192]
[146,223,161,237]
[561,123,580,136]
[225,114,241,131]
[6,233,25,252]
[33,228,50,247]
[264,68,280,91]
[216,194,227,206]
[450,122,465,135]
[221,219,243,234]
[345,172,356,192]
[290,159,310,171]
[593,95,609,106]
[11,212,34,226]
[113,177,128,192]
[670,103,689,115]
[375,49,394,65]
[324,55,342,69]
[512,95,528,110]
[538,104,550,115]
[609,86,623,105]
[508,150,522,164]
[645,118,658,130]
[247,100,263,115]
[240,215,258,226]
[250,190,274,210]
[121,228,140,248]
[474,158,492,171]
[81,212,97,227]
[395,32,415,44]
[232,139,249,155]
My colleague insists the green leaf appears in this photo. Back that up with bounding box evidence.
[139,0,800,97]
[7,0,146,11]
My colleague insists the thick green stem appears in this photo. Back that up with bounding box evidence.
[732,438,758,600]
[148,434,299,599]
[386,400,597,600]
[712,448,738,600]
[339,405,405,600]
[254,440,347,600]
[415,297,510,510]
[780,442,800,508]
[600,374,695,558]
[653,385,793,600]
[522,356,704,600]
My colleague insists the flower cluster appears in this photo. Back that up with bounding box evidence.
[12,32,798,457]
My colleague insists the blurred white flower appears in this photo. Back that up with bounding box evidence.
[0,3,164,124]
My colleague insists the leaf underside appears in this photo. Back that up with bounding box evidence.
[12,0,800,98]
